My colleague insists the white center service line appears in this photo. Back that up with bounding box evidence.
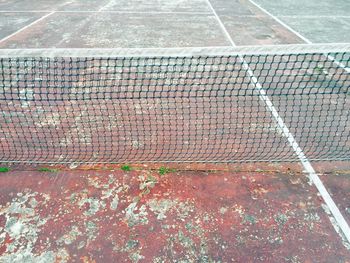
[0,12,55,44]
[205,0,350,244]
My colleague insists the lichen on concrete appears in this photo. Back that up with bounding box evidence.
[0,191,57,263]
[147,198,178,220]
[125,201,149,227]
[78,197,105,217]
[56,225,81,245]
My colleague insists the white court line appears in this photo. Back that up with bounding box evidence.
[207,0,350,244]
[279,15,350,18]
[247,0,350,244]
[247,0,349,74]
[1,11,349,18]
[247,0,311,43]
[203,0,235,46]
[0,10,216,15]
[0,12,55,44]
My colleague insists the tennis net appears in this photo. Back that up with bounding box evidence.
[0,44,349,164]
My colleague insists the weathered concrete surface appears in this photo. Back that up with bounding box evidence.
[0,13,230,48]
[93,0,212,13]
[1,0,348,47]
[252,0,350,43]
[276,16,350,43]
[207,0,304,45]
[0,12,48,39]
[0,0,211,12]
[0,0,67,11]
[0,168,349,262]
[251,0,350,16]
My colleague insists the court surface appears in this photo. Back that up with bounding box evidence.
[0,0,349,48]
[0,0,349,262]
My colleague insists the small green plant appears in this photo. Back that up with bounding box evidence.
[121,165,131,171]
[37,167,59,172]
[0,167,9,173]
[158,167,176,176]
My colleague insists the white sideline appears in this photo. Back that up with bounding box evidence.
[0,12,55,44]
[248,0,350,243]
[247,0,350,74]
[207,0,350,244]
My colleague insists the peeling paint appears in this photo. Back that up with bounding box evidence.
[57,226,81,245]
[0,169,349,261]
[147,198,177,220]
[125,202,149,227]
[0,191,58,262]
[79,198,105,216]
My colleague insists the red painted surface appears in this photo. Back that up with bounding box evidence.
[0,168,349,262]
[319,172,350,225]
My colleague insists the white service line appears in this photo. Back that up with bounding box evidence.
[0,12,55,44]
[207,0,350,244]
[0,10,213,14]
[247,0,311,44]
[204,0,235,46]
[279,15,350,18]
[245,65,350,244]
[248,0,350,244]
[1,11,349,18]
[245,0,350,236]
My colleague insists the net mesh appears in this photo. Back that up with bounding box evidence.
[0,48,349,163]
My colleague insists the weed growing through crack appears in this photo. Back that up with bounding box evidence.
[121,165,132,172]
[158,167,176,176]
